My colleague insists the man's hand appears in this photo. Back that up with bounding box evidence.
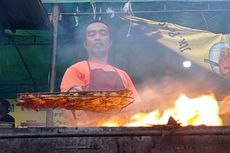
[219,49,230,79]
[67,85,83,92]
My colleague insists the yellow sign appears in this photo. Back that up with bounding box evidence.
[123,16,230,79]
[8,99,46,128]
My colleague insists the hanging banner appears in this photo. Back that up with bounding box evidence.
[122,16,230,79]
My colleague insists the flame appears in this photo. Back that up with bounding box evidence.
[99,94,223,127]
[99,121,120,127]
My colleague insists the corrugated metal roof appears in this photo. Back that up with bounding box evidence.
[0,0,51,31]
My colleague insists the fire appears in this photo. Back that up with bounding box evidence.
[99,121,120,127]
[100,94,223,127]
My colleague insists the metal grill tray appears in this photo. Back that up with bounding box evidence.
[16,89,134,113]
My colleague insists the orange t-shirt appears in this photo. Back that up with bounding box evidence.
[60,60,140,100]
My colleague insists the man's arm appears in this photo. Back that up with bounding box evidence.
[60,67,87,92]
[120,71,141,101]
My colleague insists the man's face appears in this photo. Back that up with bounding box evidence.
[84,22,112,58]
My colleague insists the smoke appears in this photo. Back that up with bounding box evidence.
[124,70,230,116]
[54,4,230,126]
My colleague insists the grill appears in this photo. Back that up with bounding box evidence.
[11,91,230,152]
[1,126,230,153]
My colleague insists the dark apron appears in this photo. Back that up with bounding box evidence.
[86,61,125,91]
[77,61,127,126]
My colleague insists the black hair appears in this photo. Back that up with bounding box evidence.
[84,20,111,39]
[86,20,111,30]
[0,99,10,113]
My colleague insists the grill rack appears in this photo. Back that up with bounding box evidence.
[16,89,134,113]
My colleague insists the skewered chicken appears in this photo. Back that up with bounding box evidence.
[16,89,134,113]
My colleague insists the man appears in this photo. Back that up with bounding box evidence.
[0,99,15,128]
[59,20,140,126]
[61,20,139,99]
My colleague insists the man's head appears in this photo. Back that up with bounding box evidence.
[0,99,10,114]
[84,20,112,61]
